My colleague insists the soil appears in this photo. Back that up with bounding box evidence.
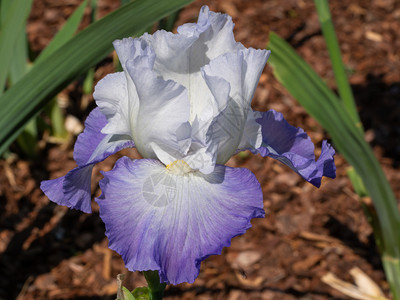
[1,0,399,299]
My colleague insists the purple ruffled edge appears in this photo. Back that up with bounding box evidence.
[255,109,336,188]
[96,157,264,284]
[40,107,135,213]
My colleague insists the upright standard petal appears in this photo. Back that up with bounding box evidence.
[142,6,244,123]
[96,157,264,284]
[93,72,131,136]
[201,48,270,164]
[141,29,214,124]
[177,5,244,59]
[112,38,152,138]
[40,108,134,213]
[124,53,192,165]
[254,109,336,187]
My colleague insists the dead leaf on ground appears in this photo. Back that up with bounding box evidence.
[322,267,388,300]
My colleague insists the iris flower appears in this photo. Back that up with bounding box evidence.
[41,6,335,285]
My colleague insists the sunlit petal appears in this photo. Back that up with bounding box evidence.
[97,157,264,284]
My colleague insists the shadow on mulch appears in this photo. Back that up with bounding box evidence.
[286,23,321,48]
[0,203,105,299]
[354,74,400,168]
[324,216,382,270]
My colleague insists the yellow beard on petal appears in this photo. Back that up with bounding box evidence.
[166,160,193,175]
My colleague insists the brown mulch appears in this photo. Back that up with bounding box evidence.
[1,0,399,299]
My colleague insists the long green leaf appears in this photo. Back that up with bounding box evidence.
[9,27,29,84]
[0,0,33,95]
[1,0,36,158]
[120,0,132,5]
[35,0,88,64]
[267,32,400,255]
[347,167,368,198]
[0,0,194,154]
[314,0,361,128]
[90,0,99,21]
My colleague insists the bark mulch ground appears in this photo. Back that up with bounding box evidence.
[0,0,399,299]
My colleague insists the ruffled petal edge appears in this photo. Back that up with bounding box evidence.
[255,109,336,187]
[96,157,264,284]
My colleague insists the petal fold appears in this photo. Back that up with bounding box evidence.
[125,52,192,165]
[93,72,131,136]
[177,5,244,58]
[96,157,264,284]
[111,38,151,138]
[142,5,245,123]
[255,110,336,187]
[40,108,134,212]
[201,48,270,164]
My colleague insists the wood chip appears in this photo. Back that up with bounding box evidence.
[292,254,323,273]
[299,231,343,245]
[235,269,264,288]
[235,251,262,268]
[365,31,383,42]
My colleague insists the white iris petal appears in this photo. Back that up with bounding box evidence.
[93,5,270,173]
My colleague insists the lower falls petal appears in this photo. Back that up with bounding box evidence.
[96,157,264,285]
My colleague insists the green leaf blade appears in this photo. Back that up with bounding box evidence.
[9,20,29,84]
[0,0,33,95]
[314,0,361,127]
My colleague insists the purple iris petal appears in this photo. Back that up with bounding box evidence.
[96,157,264,284]
[256,109,336,187]
[73,107,109,165]
[40,108,135,213]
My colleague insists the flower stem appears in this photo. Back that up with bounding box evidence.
[143,271,166,300]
